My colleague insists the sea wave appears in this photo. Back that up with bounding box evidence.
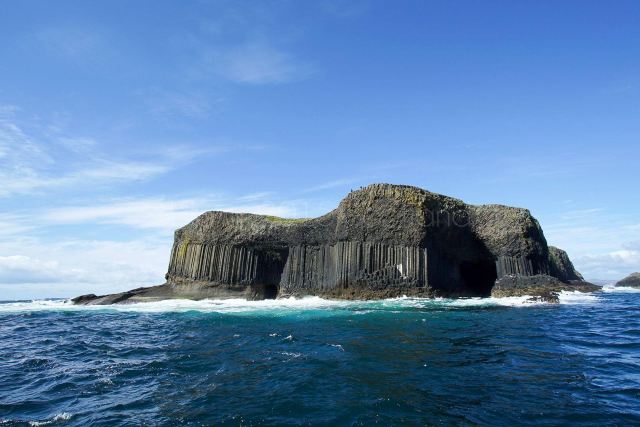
[0,292,600,314]
[1,291,636,425]
[601,286,640,293]
[26,413,72,426]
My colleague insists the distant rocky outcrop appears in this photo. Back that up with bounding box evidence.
[73,184,599,305]
[615,273,640,288]
[491,274,599,303]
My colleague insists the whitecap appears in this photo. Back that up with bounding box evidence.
[28,413,72,426]
[558,290,600,304]
[0,291,601,315]
[0,296,350,314]
[280,351,302,359]
[601,286,640,293]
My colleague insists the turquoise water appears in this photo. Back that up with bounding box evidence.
[1,290,639,426]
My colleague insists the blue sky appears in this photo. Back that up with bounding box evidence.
[1,0,639,299]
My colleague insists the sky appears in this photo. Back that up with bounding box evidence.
[0,0,639,299]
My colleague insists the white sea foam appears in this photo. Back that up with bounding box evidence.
[601,286,640,293]
[28,413,72,426]
[0,296,350,314]
[557,290,600,304]
[379,295,548,307]
[0,291,601,314]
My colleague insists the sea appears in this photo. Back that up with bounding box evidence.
[1,287,639,426]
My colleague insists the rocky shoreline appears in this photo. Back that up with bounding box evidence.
[615,272,640,288]
[73,184,601,305]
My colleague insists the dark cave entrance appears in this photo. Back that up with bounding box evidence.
[459,260,497,296]
[249,248,288,300]
[248,283,279,300]
[263,284,278,299]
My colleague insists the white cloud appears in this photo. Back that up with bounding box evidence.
[42,198,211,231]
[574,250,640,280]
[71,160,169,181]
[559,208,605,221]
[0,193,313,298]
[237,191,276,201]
[41,196,304,231]
[542,207,640,280]
[0,158,170,197]
[0,214,33,237]
[0,110,161,196]
[0,237,170,297]
[144,89,224,120]
[0,255,82,284]
[302,178,361,193]
[56,136,97,153]
[0,108,229,198]
[203,41,313,85]
[219,203,299,217]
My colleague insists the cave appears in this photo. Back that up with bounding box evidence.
[459,260,497,296]
[248,283,280,300]
[263,284,278,299]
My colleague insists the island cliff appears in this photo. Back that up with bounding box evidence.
[616,272,640,288]
[73,184,598,305]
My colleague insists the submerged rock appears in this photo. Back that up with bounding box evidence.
[616,272,640,288]
[73,184,599,305]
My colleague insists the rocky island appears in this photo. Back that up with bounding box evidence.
[73,184,599,305]
[615,272,640,288]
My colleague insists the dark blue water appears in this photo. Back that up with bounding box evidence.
[1,291,639,426]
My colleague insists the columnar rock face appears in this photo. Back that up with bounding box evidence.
[73,184,598,304]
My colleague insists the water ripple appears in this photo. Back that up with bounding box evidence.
[0,292,639,425]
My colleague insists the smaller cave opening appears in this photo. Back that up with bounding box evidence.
[249,283,279,300]
[459,260,497,296]
[263,284,278,300]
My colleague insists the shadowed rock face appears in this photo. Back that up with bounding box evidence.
[548,246,584,282]
[73,184,598,304]
[616,273,640,288]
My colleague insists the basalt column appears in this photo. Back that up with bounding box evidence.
[279,242,428,296]
[167,241,288,298]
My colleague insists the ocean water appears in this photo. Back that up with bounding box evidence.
[1,289,639,426]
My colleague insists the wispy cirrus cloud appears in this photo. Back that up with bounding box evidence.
[0,213,34,237]
[0,125,170,197]
[41,196,304,231]
[142,88,224,120]
[181,5,315,86]
[201,41,314,85]
[302,178,363,193]
[35,26,112,63]
[0,106,239,198]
